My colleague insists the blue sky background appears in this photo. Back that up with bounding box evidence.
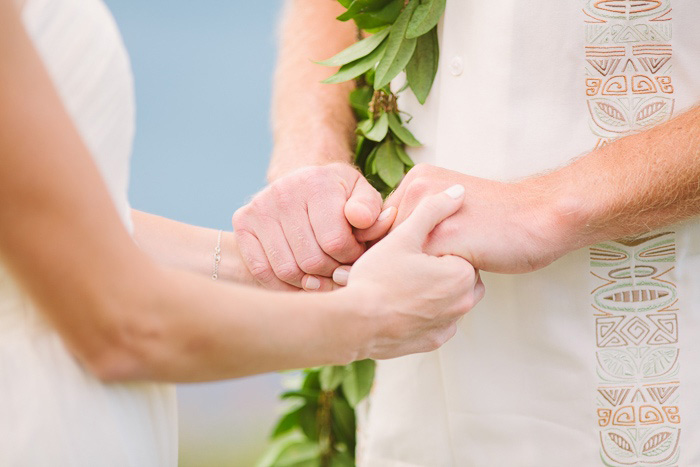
[104,1,285,464]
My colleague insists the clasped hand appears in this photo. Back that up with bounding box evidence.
[232,161,558,352]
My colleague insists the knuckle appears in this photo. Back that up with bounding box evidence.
[428,332,446,351]
[298,254,331,274]
[231,206,251,229]
[431,220,460,243]
[269,184,296,208]
[410,163,432,178]
[319,231,352,256]
[461,293,476,313]
[248,261,275,284]
[274,262,302,282]
[405,178,431,204]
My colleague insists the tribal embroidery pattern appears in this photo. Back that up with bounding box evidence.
[584,2,681,465]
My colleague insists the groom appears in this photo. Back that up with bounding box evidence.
[234,0,700,465]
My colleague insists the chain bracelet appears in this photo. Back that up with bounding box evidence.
[212,229,222,280]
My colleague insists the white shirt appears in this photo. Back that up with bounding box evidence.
[358,1,700,465]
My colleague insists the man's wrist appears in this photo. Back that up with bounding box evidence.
[525,166,601,259]
[268,136,354,181]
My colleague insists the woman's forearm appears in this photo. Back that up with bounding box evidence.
[95,267,366,382]
[0,4,363,383]
[131,210,256,286]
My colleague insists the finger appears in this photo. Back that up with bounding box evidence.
[302,274,341,292]
[354,205,397,243]
[391,184,466,248]
[234,230,299,291]
[332,265,351,286]
[344,175,383,229]
[254,219,306,287]
[308,192,366,264]
[279,205,341,277]
[473,270,486,303]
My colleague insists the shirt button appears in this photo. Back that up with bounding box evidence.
[450,56,464,76]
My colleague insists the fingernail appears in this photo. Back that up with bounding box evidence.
[377,206,394,222]
[305,276,321,290]
[333,267,350,286]
[443,184,465,199]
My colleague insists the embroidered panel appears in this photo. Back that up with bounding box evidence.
[584,1,680,465]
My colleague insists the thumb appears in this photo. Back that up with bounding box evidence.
[391,184,465,248]
[344,175,383,229]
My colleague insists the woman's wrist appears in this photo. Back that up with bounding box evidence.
[327,283,381,363]
[216,231,258,286]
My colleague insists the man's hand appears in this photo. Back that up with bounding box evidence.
[233,163,393,290]
[357,164,571,274]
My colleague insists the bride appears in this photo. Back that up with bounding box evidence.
[0,0,483,464]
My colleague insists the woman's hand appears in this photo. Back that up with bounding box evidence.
[345,185,485,360]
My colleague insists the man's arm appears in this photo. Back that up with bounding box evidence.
[362,105,700,274]
[553,105,700,248]
[233,1,391,291]
[269,0,357,181]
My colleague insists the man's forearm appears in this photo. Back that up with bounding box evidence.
[269,0,358,181]
[543,104,700,252]
[131,210,257,286]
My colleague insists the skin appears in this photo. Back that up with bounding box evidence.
[232,163,389,291]
[355,106,700,274]
[0,0,483,382]
[232,0,377,291]
[267,1,700,284]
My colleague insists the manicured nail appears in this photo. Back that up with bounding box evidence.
[377,206,394,222]
[305,276,321,290]
[333,267,350,286]
[443,184,465,199]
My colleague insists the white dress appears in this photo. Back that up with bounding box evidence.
[0,0,178,465]
[358,1,700,466]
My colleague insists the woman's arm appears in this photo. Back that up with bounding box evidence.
[0,0,480,382]
[131,210,257,286]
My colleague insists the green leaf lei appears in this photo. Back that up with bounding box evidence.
[260,1,443,465]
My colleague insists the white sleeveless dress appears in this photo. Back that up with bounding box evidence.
[0,0,178,465]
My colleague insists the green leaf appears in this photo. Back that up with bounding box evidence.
[322,39,388,84]
[406,26,439,104]
[357,118,374,136]
[350,86,373,119]
[302,369,321,391]
[364,145,379,174]
[319,366,346,391]
[298,402,320,440]
[281,389,320,402]
[375,140,406,188]
[330,451,356,467]
[387,112,421,146]
[257,432,306,467]
[318,28,390,67]
[405,0,446,39]
[338,0,353,8]
[350,0,404,30]
[272,440,321,467]
[342,359,376,407]
[373,0,419,89]
[331,397,356,447]
[364,112,389,141]
[337,0,395,21]
[395,143,415,168]
[272,408,301,438]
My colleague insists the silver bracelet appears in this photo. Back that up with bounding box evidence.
[212,230,222,280]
